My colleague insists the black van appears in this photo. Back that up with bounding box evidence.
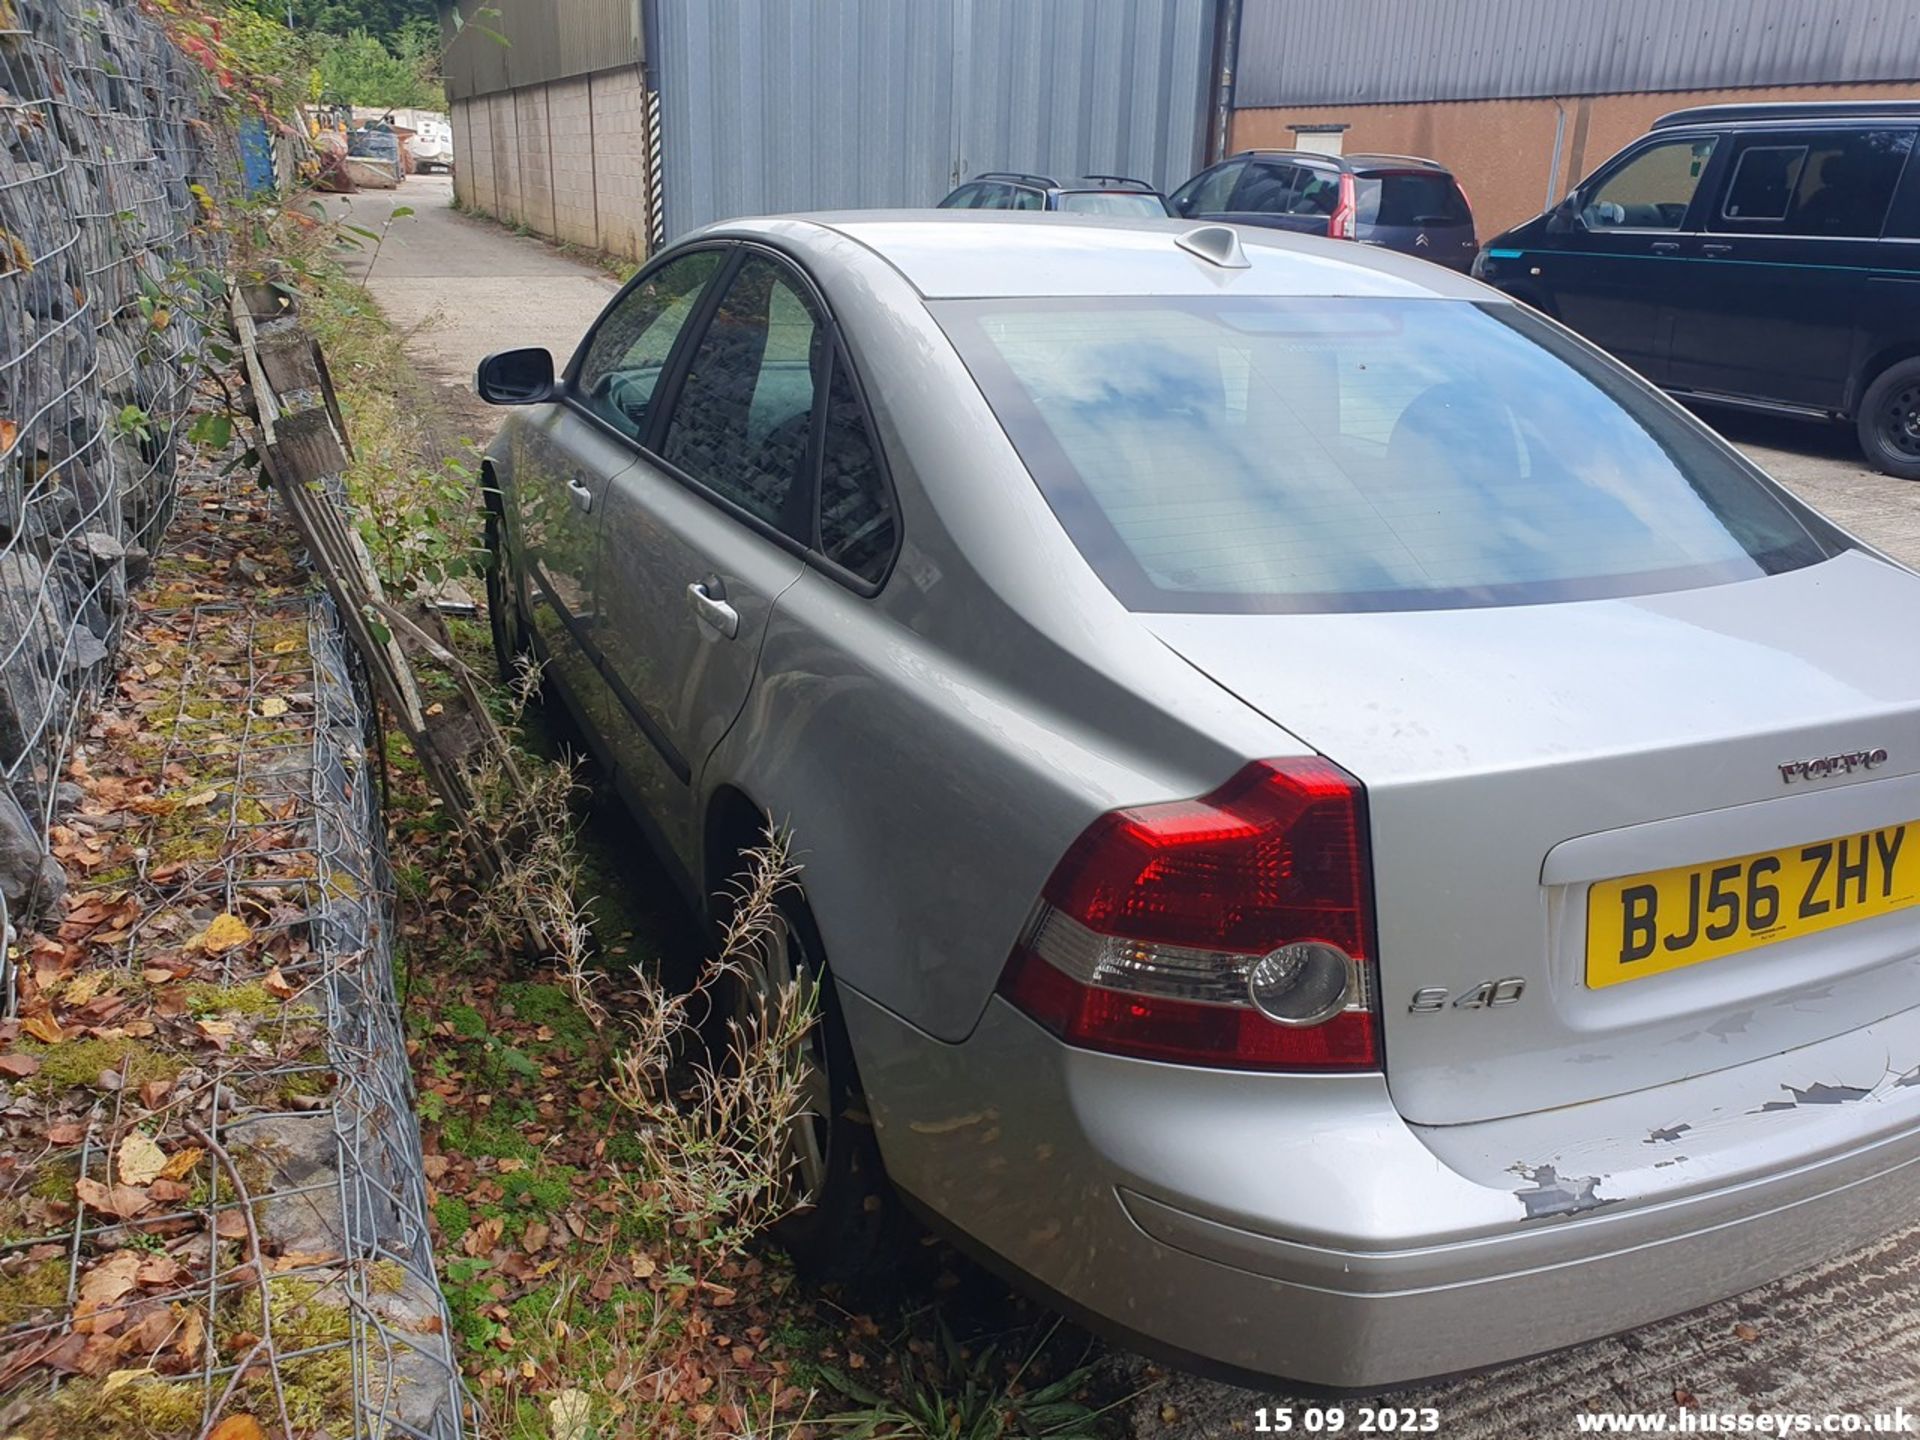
[1475,102,1920,478]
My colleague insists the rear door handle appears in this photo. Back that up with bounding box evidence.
[1700,242,1733,256]
[566,477,593,514]
[1649,241,1681,254]
[687,579,739,640]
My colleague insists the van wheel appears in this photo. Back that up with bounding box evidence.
[484,505,528,682]
[729,890,892,1284]
[1856,358,1920,480]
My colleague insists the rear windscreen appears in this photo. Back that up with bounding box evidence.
[933,297,1837,614]
[1056,191,1169,217]
[1356,172,1470,227]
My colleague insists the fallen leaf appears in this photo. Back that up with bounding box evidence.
[463,1215,505,1257]
[208,1416,267,1440]
[496,1157,526,1174]
[158,1147,203,1181]
[21,1014,64,1044]
[262,967,294,999]
[178,788,220,808]
[1733,1322,1761,1342]
[48,1121,86,1144]
[521,1220,549,1253]
[631,1252,655,1280]
[271,639,297,655]
[0,1053,42,1078]
[548,1388,592,1440]
[195,1019,238,1049]
[188,913,252,954]
[76,1178,152,1220]
[102,1366,154,1394]
[0,418,17,452]
[118,1131,168,1187]
[257,697,289,718]
[78,1251,143,1306]
[174,1307,205,1362]
[148,1178,190,1205]
[63,972,107,1006]
[136,1255,187,1289]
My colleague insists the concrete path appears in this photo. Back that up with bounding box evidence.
[320,174,620,440]
[335,173,1920,1436]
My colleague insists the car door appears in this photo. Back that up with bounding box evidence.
[1666,127,1915,410]
[507,249,725,737]
[1535,133,1722,382]
[594,248,818,864]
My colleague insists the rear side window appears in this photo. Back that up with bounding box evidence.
[816,356,897,585]
[662,255,822,537]
[1056,191,1168,217]
[934,297,1835,614]
[1356,172,1469,226]
[1229,162,1298,214]
[1289,169,1341,217]
[1714,130,1914,237]
[575,251,721,439]
[1009,187,1046,211]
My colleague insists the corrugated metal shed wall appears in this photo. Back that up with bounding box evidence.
[654,0,1216,241]
[440,0,644,101]
[1235,0,1920,107]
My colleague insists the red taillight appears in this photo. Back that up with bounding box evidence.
[998,758,1379,1071]
[1329,174,1357,241]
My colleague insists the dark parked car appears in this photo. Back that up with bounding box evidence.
[1476,101,1920,479]
[1168,150,1478,271]
[936,172,1172,217]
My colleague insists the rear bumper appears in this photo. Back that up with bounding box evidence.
[843,989,1920,1389]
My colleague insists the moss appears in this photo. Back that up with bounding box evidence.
[220,1276,352,1351]
[497,981,596,1053]
[502,1167,575,1213]
[440,1114,538,1163]
[29,1161,77,1203]
[16,1037,182,1094]
[18,1377,204,1440]
[368,1258,408,1295]
[239,1349,354,1434]
[183,981,286,1018]
[0,1258,68,1327]
[444,1003,488,1040]
[434,1195,471,1242]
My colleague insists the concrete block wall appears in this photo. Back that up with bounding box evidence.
[450,66,655,261]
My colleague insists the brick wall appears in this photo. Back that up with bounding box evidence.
[448,66,655,262]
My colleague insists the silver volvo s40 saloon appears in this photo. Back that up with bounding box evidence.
[476,212,1920,1389]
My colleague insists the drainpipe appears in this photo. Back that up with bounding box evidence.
[1545,99,1567,210]
[1206,0,1243,166]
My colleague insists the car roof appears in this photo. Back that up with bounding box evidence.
[697,211,1491,301]
[1652,100,1920,131]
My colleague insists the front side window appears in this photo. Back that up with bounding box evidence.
[939,184,983,209]
[1171,159,1246,216]
[1582,137,1718,231]
[1288,168,1342,217]
[934,296,1835,614]
[816,355,897,585]
[574,251,721,439]
[662,255,821,537]
[1715,130,1914,236]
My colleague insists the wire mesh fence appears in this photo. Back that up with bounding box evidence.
[0,0,233,934]
[0,461,466,1438]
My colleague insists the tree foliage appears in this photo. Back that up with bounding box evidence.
[243,0,440,43]
[314,23,442,108]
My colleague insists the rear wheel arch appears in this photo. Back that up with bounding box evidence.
[1849,341,1920,416]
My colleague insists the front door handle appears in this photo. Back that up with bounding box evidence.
[566,477,593,514]
[687,579,739,640]
[1700,242,1733,256]
[1649,240,1681,254]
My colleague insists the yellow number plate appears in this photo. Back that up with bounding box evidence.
[1586,822,1920,989]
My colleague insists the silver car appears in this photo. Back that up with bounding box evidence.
[476,212,1920,1389]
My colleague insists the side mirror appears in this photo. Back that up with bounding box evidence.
[477,347,555,405]
[1545,194,1586,236]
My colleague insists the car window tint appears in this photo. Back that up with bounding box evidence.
[1582,137,1717,231]
[1716,130,1914,236]
[816,355,897,584]
[575,252,721,439]
[933,296,1835,614]
[1175,159,1245,216]
[662,255,821,536]
[1356,173,1470,226]
[939,184,981,209]
[1009,186,1046,211]
[1288,169,1341,217]
[1231,162,1296,213]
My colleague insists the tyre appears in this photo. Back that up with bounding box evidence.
[483,502,528,682]
[730,890,892,1284]
[1856,357,1920,480]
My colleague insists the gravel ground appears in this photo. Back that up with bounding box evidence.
[336,177,1920,1438]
